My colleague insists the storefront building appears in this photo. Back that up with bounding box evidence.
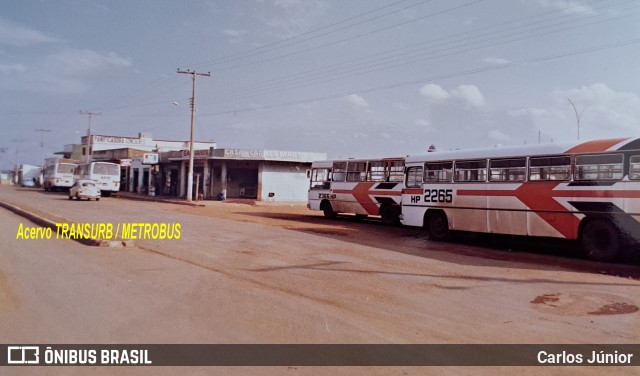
[59,132,326,202]
[157,148,326,202]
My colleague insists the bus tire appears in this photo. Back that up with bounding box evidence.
[580,219,620,262]
[380,204,400,226]
[426,210,451,241]
[102,191,111,197]
[321,201,337,219]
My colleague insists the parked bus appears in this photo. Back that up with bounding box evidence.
[400,137,640,261]
[308,157,405,225]
[43,158,78,191]
[74,162,120,196]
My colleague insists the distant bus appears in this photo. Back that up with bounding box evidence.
[17,164,42,187]
[401,137,640,261]
[308,157,405,225]
[74,162,120,197]
[43,158,78,191]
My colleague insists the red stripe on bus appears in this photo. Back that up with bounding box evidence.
[457,182,640,238]
[564,138,628,154]
[335,183,379,215]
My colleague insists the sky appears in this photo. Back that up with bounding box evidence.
[1,0,640,169]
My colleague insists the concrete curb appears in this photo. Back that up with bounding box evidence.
[0,200,135,248]
[114,193,205,207]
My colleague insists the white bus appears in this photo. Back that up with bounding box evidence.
[308,157,405,225]
[74,162,121,197]
[43,158,78,191]
[400,137,640,261]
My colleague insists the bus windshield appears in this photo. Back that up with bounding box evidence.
[93,163,119,175]
[57,164,76,174]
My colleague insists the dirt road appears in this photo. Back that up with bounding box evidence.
[1,186,639,375]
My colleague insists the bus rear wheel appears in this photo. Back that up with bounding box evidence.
[426,210,450,241]
[580,219,620,262]
[380,204,400,226]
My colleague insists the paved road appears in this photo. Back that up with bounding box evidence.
[1,186,639,375]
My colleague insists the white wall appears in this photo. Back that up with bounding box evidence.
[260,163,309,202]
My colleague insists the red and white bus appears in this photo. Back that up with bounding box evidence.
[308,158,405,225]
[401,137,640,261]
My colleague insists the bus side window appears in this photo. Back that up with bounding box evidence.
[405,166,423,188]
[629,155,640,180]
[346,162,366,182]
[387,160,405,182]
[332,162,346,182]
[575,154,623,181]
[454,160,487,182]
[367,161,386,182]
[425,162,453,182]
[489,158,526,182]
[529,156,571,181]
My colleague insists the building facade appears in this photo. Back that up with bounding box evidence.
[60,132,326,202]
[157,148,326,202]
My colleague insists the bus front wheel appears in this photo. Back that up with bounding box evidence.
[426,210,450,241]
[580,219,620,262]
[322,201,337,219]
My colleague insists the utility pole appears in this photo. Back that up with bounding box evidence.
[79,111,101,163]
[34,129,51,167]
[177,68,211,202]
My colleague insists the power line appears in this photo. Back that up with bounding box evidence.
[196,37,640,118]
[199,0,634,103]
[189,0,432,68]
[202,6,640,105]
[210,0,486,72]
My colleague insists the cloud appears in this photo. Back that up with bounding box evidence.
[46,49,132,74]
[419,84,450,101]
[260,0,329,38]
[0,49,133,95]
[508,83,640,140]
[222,28,248,44]
[0,18,60,47]
[451,85,485,108]
[414,119,436,133]
[392,102,411,111]
[222,29,248,38]
[0,64,26,74]
[526,0,597,16]
[421,84,485,108]
[508,107,550,117]
[488,130,511,142]
[483,57,511,65]
[344,93,369,109]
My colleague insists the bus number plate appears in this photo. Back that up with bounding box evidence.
[424,189,453,203]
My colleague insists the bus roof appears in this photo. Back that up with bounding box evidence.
[311,157,404,168]
[405,137,638,164]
